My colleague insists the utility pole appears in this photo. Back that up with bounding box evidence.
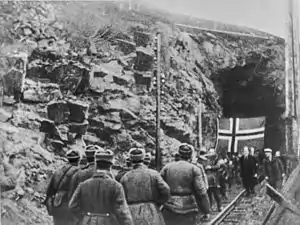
[198,98,202,151]
[285,0,300,158]
[292,0,300,159]
[154,33,162,171]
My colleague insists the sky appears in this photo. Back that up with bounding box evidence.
[145,0,299,38]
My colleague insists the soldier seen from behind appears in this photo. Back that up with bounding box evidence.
[195,153,209,192]
[70,145,110,195]
[120,147,170,225]
[44,150,81,225]
[160,143,210,225]
[115,156,132,182]
[143,152,152,167]
[174,153,181,161]
[240,146,258,197]
[69,149,134,225]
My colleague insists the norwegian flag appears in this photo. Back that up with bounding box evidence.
[216,117,265,154]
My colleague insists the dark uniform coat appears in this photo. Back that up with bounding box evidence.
[121,164,170,225]
[69,171,134,225]
[264,157,284,190]
[45,164,80,225]
[160,160,210,225]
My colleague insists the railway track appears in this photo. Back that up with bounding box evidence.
[208,189,249,225]
[204,180,268,225]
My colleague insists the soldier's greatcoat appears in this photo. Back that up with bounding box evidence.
[120,164,170,225]
[45,164,80,225]
[70,163,115,194]
[69,171,134,225]
[160,160,210,225]
[115,167,130,182]
[69,163,95,195]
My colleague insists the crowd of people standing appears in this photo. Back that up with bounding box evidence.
[44,143,293,225]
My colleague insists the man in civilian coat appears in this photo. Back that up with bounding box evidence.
[239,146,258,196]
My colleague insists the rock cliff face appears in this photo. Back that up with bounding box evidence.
[0,1,285,224]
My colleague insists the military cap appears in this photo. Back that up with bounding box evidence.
[129,147,146,162]
[199,150,207,156]
[95,149,114,164]
[144,152,152,163]
[66,149,80,159]
[125,156,131,163]
[174,153,180,157]
[178,143,194,157]
[264,148,272,153]
[198,155,208,161]
[85,145,102,157]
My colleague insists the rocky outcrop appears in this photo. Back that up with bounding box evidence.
[23,79,62,103]
[43,98,90,149]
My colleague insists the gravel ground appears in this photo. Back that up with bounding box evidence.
[198,183,273,225]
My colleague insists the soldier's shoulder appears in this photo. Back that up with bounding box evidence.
[162,161,176,169]
[145,168,161,176]
[121,169,132,177]
[80,164,90,170]
[53,164,70,175]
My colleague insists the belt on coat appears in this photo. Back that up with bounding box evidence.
[171,192,192,196]
[128,200,156,205]
[86,212,110,217]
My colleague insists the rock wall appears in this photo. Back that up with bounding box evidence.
[0,1,286,224]
[1,1,286,161]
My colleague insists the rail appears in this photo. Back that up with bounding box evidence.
[208,189,246,225]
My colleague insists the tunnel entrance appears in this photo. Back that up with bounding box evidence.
[212,62,285,153]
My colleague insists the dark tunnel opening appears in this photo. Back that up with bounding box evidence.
[212,63,285,153]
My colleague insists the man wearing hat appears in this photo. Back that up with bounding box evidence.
[203,155,223,212]
[160,143,210,225]
[69,149,134,225]
[263,148,286,191]
[120,148,170,225]
[174,153,181,161]
[69,145,108,195]
[44,150,81,225]
[115,156,132,182]
[143,152,152,167]
[196,155,209,191]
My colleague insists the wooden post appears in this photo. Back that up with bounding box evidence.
[285,0,299,157]
[198,98,202,150]
[291,0,300,159]
[155,33,162,171]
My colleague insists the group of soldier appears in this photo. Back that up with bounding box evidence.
[44,143,292,225]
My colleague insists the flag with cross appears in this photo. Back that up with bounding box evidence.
[216,117,265,155]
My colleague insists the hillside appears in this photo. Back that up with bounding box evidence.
[135,0,277,38]
[0,1,285,224]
